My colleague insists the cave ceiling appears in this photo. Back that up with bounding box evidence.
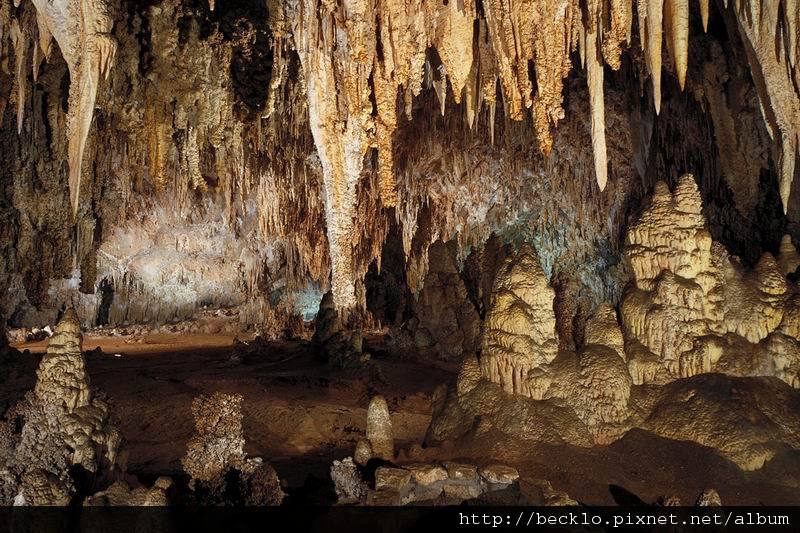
[0,0,798,327]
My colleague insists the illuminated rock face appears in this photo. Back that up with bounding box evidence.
[621,174,798,389]
[480,244,558,399]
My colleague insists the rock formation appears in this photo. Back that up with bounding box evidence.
[364,461,525,505]
[480,244,558,398]
[365,395,394,462]
[409,240,480,361]
[0,0,800,507]
[696,488,722,507]
[181,392,284,504]
[0,0,796,331]
[85,477,172,506]
[642,373,800,470]
[0,308,122,505]
[182,392,249,483]
[330,457,368,504]
[621,174,799,389]
[312,291,365,367]
[429,173,800,469]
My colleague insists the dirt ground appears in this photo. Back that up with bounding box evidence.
[4,333,800,505]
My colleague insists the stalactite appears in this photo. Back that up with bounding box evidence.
[699,0,709,32]
[639,0,664,114]
[602,0,633,70]
[728,0,800,212]
[586,20,608,191]
[10,18,26,134]
[665,0,689,90]
[2,0,799,324]
[27,0,117,217]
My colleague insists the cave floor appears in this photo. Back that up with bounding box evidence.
[5,333,800,505]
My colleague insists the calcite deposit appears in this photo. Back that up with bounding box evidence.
[181,392,248,484]
[622,174,799,388]
[0,309,122,505]
[365,395,394,462]
[2,0,800,510]
[181,391,284,504]
[430,173,800,469]
[480,244,558,398]
[0,0,797,329]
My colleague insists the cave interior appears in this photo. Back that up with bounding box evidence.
[1,0,800,507]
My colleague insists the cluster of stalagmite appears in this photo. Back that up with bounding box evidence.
[477,271,632,443]
[621,174,800,388]
[432,172,800,466]
[0,308,122,505]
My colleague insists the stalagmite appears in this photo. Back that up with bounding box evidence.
[366,395,394,461]
[621,174,798,389]
[480,244,558,398]
[778,235,800,276]
[3,309,123,504]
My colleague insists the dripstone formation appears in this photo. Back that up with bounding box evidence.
[1,0,800,509]
[0,308,122,505]
[1,0,798,332]
[430,175,800,469]
[182,392,284,505]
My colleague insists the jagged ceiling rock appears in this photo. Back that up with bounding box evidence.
[0,0,798,324]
